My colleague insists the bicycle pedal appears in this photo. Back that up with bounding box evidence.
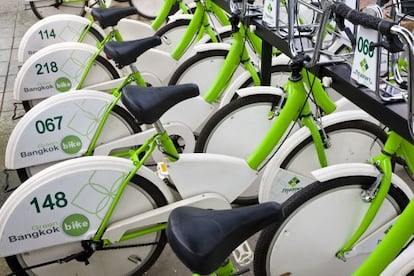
[232,240,253,266]
[156,162,169,179]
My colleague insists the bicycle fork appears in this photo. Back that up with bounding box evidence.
[336,132,414,275]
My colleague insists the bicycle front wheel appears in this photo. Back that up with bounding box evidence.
[254,176,409,276]
[30,0,87,20]
[6,174,168,275]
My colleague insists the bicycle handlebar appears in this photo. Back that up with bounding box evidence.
[331,1,414,140]
[331,2,396,35]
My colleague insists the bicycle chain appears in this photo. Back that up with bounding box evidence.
[7,241,160,275]
[97,241,159,250]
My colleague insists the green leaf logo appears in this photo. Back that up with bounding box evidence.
[360,58,369,73]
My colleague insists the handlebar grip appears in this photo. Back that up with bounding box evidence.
[332,2,396,35]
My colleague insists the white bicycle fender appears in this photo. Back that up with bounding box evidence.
[192,42,232,53]
[18,14,105,63]
[220,85,285,108]
[259,110,383,203]
[166,13,194,22]
[14,42,110,101]
[117,18,155,41]
[0,156,174,257]
[311,163,414,199]
[5,90,118,169]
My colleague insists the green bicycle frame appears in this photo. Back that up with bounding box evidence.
[246,68,336,170]
[76,28,125,89]
[151,0,186,30]
[330,131,414,275]
[203,23,263,103]
[170,0,231,60]
[76,0,231,91]
[91,128,179,242]
[84,71,146,156]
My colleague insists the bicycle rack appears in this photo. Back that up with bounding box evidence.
[268,0,414,141]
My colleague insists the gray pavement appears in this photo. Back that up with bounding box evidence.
[0,1,256,275]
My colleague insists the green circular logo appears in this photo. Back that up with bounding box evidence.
[55,77,72,92]
[62,214,90,236]
[61,135,82,154]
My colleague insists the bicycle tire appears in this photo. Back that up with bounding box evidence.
[22,54,120,112]
[30,0,87,20]
[130,0,168,20]
[254,176,409,276]
[17,105,140,182]
[6,174,168,275]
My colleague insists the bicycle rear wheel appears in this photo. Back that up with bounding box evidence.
[29,0,87,20]
[22,55,120,112]
[6,174,168,276]
[254,176,409,276]
[17,105,140,182]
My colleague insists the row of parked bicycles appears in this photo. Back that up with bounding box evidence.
[2,0,414,274]
[26,0,168,20]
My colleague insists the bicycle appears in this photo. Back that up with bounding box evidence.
[188,0,390,203]
[252,1,414,275]
[0,82,279,275]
